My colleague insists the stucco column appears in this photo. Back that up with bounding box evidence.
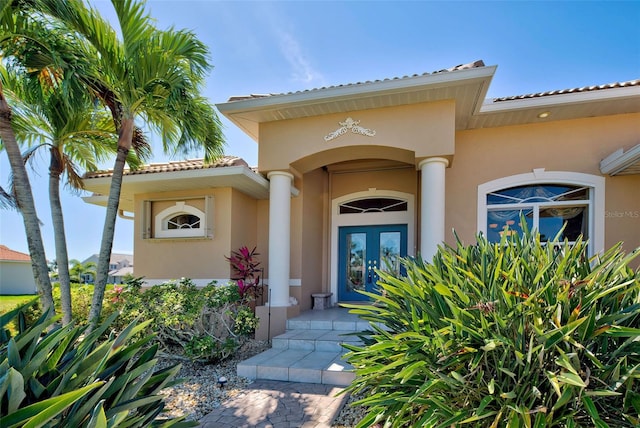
[419,157,449,262]
[267,171,294,307]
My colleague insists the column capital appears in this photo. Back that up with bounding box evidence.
[267,170,294,181]
[418,157,449,169]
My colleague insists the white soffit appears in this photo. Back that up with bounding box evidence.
[600,144,640,176]
[216,65,497,140]
[471,85,640,129]
[218,66,640,136]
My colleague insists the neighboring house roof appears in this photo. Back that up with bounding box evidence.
[109,253,133,265]
[0,245,31,262]
[108,266,133,277]
[82,253,133,266]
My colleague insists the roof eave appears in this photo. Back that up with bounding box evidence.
[600,144,640,176]
[82,165,271,211]
[479,85,640,114]
[218,65,497,113]
[216,65,497,140]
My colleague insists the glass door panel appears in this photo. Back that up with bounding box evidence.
[379,231,401,276]
[338,224,407,301]
[346,232,366,293]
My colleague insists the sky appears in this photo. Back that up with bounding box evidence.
[1,0,639,262]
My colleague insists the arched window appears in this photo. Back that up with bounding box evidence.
[478,170,604,254]
[339,197,408,214]
[166,214,201,230]
[154,201,207,238]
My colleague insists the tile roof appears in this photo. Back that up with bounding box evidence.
[226,59,638,105]
[227,60,487,102]
[0,245,31,262]
[493,79,640,102]
[84,156,249,179]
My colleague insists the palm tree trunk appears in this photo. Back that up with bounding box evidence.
[0,81,55,314]
[88,116,133,331]
[49,148,72,325]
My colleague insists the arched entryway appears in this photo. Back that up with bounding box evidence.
[330,189,415,303]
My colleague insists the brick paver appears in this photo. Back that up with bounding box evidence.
[198,380,347,428]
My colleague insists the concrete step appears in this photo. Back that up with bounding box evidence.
[238,308,366,385]
[237,348,355,386]
[286,316,371,332]
[272,329,363,353]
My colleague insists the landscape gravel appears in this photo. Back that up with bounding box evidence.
[157,340,368,426]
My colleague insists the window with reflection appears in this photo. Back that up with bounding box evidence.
[486,184,589,243]
[340,198,407,214]
[167,214,201,230]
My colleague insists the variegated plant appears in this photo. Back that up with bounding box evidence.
[0,301,195,427]
[343,226,640,427]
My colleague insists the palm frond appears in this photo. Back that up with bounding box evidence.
[61,151,84,191]
[0,185,17,210]
[131,125,151,162]
[110,0,154,54]
[21,143,48,170]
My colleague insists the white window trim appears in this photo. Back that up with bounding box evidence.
[155,201,207,238]
[330,189,415,304]
[477,169,605,255]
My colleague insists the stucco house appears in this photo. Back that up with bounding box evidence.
[0,245,37,295]
[82,60,640,338]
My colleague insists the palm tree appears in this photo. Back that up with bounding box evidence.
[37,0,225,329]
[4,67,118,325]
[0,2,55,314]
[68,259,97,284]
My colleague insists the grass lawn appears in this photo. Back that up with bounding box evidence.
[0,295,38,314]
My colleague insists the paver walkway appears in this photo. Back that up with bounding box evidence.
[198,380,348,428]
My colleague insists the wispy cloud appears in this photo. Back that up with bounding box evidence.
[276,29,324,85]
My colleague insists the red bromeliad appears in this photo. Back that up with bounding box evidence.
[226,246,261,297]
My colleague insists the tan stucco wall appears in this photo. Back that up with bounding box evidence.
[446,113,640,254]
[134,188,233,280]
[330,163,417,200]
[291,180,303,281]
[256,199,270,278]
[258,101,455,173]
[604,174,640,255]
[299,168,329,310]
[230,189,258,256]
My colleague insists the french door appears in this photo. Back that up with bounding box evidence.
[338,224,407,301]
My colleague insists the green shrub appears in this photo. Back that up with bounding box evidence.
[0,301,195,427]
[114,278,259,362]
[55,283,95,322]
[343,229,640,427]
[115,278,208,346]
[234,306,260,336]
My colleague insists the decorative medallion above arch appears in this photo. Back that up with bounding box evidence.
[324,117,376,142]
